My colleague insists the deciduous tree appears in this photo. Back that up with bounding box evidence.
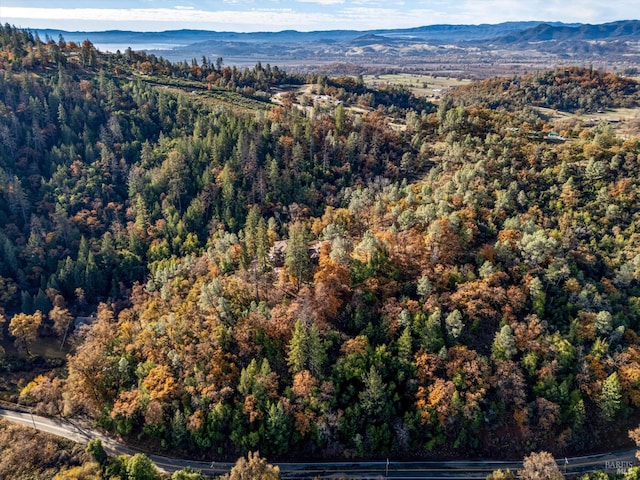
[225,451,280,480]
[9,310,42,355]
[519,451,563,480]
[126,453,160,480]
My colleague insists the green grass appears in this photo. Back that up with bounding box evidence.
[363,73,471,98]
[138,74,272,113]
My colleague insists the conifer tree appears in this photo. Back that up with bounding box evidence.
[287,319,307,375]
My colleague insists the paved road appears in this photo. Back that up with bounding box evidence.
[1,408,637,478]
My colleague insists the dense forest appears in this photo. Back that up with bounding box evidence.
[3,23,640,473]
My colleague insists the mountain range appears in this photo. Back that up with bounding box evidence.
[35,20,640,73]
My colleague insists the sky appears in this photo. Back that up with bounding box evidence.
[0,1,637,33]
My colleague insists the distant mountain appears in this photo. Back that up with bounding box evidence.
[374,21,575,42]
[348,34,408,47]
[36,28,366,47]
[32,20,640,71]
[490,20,640,44]
[485,20,640,55]
[36,21,575,51]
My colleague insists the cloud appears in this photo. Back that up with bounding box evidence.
[0,6,341,31]
[295,0,345,4]
[410,0,638,24]
[1,1,636,32]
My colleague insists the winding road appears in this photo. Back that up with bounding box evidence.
[1,407,637,478]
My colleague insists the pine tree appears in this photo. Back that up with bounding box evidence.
[307,323,327,378]
[285,223,311,292]
[359,366,388,422]
[287,319,307,375]
[599,372,622,421]
[492,325,517,360]
[445,309,464,342]
[397,326,413,363]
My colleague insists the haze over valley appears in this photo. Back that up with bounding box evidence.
[33,20,640,77]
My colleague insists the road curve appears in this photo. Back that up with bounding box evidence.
[1,407,637,478]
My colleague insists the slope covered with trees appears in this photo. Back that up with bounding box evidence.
[448,66,640,113]
[0,25,425,316]
[2,24,640,463]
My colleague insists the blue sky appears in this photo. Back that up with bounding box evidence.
[0,1,637,32]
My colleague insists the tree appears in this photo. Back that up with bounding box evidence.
[416,309,444,352]
[244,206,269,300]
[225,451,280,480]
[307,323,327,378]
[66,304,119,414]
[585,472,614,480]
[171,467,205,480]
[445,309,464,341]
[265,400,291,455]
[126,453,160,480]
[19,374,65,416]
[52,463,102,480]
[486,470,516,480]
[49,305,73,341]
[417,275,432,298]
[0,276,18,306]
[594,310,613,336]
[313,243,350,322]
[171,410,188,448]
[492,325,517,360]
[623,467,640,479]
[519,451,564,480]
[599,372,622,420]
[9,310,43,355]
[359,365,389,422]
[397,325,413,363]
[335,103,346,135]
[86,439,108,467]
[287,319,307,375]
[285,223,311,292]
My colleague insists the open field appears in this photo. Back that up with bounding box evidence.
[138,74,272,112]
[537,106,640,137]
[364,73,472,99]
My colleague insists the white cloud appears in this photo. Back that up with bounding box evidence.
[0,6,342,31]
[410,0,638,24]
[295,0,345,4]
[0,1,636,32]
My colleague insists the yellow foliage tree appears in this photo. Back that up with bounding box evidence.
[143,365,177,402]
[224,451,280,480]
[52,462,102,480]
[9,310,43,355]
[49,305,73,338]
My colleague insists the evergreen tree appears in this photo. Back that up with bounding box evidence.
[285,223,311,292]
[599,372,622,421]
[287,319,307,375]
[307,323,327,378]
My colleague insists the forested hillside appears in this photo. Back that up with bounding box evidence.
[3,24,640,463]
[449,66,640,112]
[0,25,421,314]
